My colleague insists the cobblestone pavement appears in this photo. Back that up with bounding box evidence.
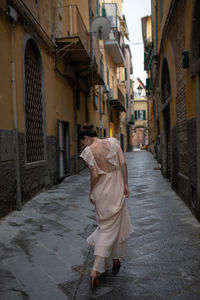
[0,151,200,300]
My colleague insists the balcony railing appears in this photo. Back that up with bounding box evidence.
[105,29,125,65]
[54,4,104,84]
[117,87,125,107]
[93,38,104,83]
[54,5,90,60]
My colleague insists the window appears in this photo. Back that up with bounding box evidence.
[103,129,107,138]
[25,39,45,163]
[135,110,146,120]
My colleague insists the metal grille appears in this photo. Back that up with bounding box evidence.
[25,40,44,163]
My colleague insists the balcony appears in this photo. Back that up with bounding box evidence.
[54,4,104,85]
[54,5,90,63]
[105,29,125,66]
[110,87,125,111]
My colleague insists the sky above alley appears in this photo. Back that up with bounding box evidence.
[123,0,151,85]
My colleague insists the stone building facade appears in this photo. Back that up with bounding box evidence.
[146,0,200,220]
[0,0,132,218]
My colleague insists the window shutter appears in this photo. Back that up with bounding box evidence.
[146,77,152,90]
[102,6,106,17]
[126,93,129,108]
[135,111,137,120]
[125,68,127,80]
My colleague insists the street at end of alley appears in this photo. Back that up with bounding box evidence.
[0,151,200,300]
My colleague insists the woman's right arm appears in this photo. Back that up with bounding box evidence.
[117,147,129,197]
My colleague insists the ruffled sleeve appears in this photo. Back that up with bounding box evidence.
[107,138,125,166]
[80,146,94,167]
[80,147,106,177]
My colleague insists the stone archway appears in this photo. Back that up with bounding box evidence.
[132,126,148,149]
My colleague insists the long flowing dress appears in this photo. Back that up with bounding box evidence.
[80,137,133,273]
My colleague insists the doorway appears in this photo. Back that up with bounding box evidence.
[163,105,171,179]
[120,134,124,151]
[57,121,70,179]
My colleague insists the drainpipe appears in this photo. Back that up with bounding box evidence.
[11,25,22,210]
[89,0,94,67]
[72,0,95,173]
[78,0,95,74]
[74,73,79,174]
[155,0,158,55]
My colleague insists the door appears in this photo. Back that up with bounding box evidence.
[163,105,171,179]
[57,121,70,178]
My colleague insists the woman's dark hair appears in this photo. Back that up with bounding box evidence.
[78,124,98,140]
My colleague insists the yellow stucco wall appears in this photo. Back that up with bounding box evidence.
[153,0,197,126]
[0,0,125,158]
[157,0,197,125]
[134,100,148,128]
[156,0,172,53]
[22,0,53,38]
[146,16,152,39]
[159,40,177,127]
[0,17,13,130]
[185,74,196,119]
[0,17,76,155]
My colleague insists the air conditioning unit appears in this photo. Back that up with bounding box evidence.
[93,95,99,111]
[108,88,114,99]
[109,30,115,40]
[104,84,110,93]
[6,5,18,21]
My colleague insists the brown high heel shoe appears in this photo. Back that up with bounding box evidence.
[90,270,99,288]
[112,259,121,272]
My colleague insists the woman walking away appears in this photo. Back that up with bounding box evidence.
[79,124,133,288]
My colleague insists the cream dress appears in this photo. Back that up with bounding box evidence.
[80,137,133,273]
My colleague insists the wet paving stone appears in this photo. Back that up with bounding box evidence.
[0,152,200,299]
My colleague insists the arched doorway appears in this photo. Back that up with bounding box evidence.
[132,126,148,149]
[161,58,171,179]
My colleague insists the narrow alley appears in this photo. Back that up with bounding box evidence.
[1,151,200,300]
